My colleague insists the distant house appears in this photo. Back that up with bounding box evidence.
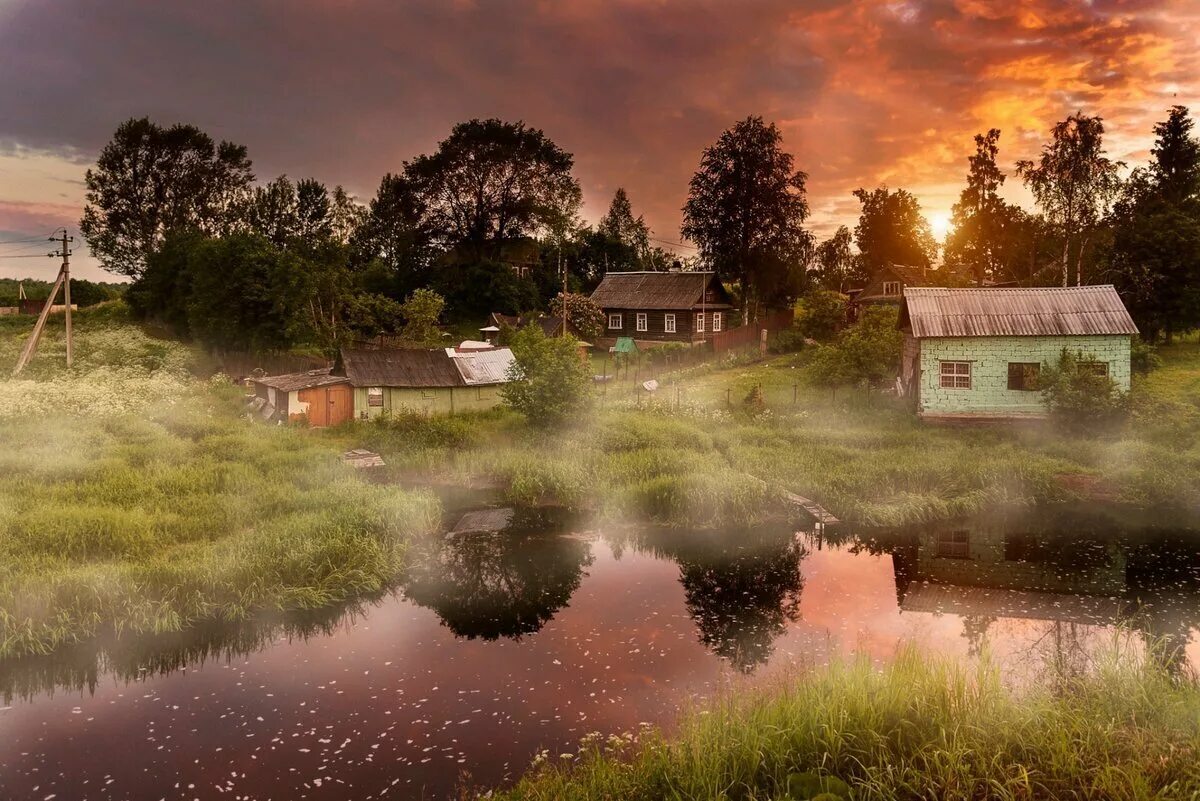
[251,346,516,425]
[485,312,581,340]
[848,263,937,321]
[589,271,736,344]
[336,346,515,420]
[898,285,1138,421]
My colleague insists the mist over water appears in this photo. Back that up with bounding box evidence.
[1,504,1197,800]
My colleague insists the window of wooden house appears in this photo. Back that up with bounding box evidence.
[608,313,623,330]
[636,313,648,332]
[367,387,384,407]
[936,530,970,559]
[1007,362,1040,391]
[695,312,705,333]
[883,281,902,296]
[664,313,676,333]
[940,361,971,389]
[712,312,723,332]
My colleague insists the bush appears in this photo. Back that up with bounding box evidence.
[1040,349,1129,432]
[768,328,806,354]
[501,325,592,425]
[796,289,847,342]
[1131,337,1163,375]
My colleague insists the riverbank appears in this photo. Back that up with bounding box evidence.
[492,646,1200,801]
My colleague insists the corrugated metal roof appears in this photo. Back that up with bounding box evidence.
[452,348,515,386]
[590,271,732,310]
[902,285,1138,338]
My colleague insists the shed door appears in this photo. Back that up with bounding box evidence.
[326,385,353,426]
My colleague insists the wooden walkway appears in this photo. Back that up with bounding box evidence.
[782,490,840,525]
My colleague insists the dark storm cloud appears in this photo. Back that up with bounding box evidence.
[0,0,1197,253]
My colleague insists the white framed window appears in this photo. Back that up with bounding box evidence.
[367,387,384,407]
[608,313,623,330]
[712,312,723,332]
[883,281,902,296]
[940,361,971,389]
[636,313,647,332]
[695,312,705,333]
[664,313,676,333]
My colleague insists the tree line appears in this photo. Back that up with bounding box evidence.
[81,106,1200,353]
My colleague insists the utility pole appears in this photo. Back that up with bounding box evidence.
[560,249,568,337]
[12,229,72,376]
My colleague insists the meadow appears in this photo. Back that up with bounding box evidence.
[491,646,1200,801]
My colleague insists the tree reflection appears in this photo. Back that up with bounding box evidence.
[638,526,806,673]
[401,508,593,640]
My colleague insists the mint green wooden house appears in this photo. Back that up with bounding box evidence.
[898,286,1138,421]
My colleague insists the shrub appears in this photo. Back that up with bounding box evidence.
[1131,336,1163,375]
[1040,349,1129,433]
[768,328,806,354]
[501,325,592,425]
[796,289,848,342]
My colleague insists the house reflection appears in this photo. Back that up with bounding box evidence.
[884,509,1200,674]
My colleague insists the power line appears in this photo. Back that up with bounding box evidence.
[0,253,54,259]
[649,237,698,250]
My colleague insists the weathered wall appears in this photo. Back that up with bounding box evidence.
[354,385,505,419]
[916,335,1131,417]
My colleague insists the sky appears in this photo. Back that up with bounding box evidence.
[1,0,1198,282]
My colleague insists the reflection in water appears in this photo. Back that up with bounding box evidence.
[630,526,806,672]
[400,507,594,640]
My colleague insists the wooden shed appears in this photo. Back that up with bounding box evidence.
[250,369,354,426]
[336,346,516,419]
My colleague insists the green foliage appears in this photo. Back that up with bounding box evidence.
[81,117,253,278]
[852,186,936,271]
[812,226,864,293]
[1040,349,1129,432]
[493,648,1200,801]
[549,292,604,341]
[806,306,901,392]
[767,329,807,355]
[0,278,124,308]
[796,290,847,342]
[682,116,812,312]
[1131,337,1163,374]
[501,325,592,425]
[399,288,445,344]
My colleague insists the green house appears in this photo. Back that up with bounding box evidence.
[898,285,1138,421]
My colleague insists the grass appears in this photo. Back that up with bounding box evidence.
[490,646,1200,801]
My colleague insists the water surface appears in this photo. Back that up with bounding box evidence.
[2,506,1198,800]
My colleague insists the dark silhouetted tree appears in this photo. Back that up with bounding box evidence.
[852,186,936,272]
[943,129,1012,285]
[682,116,811,320]
[81,117,253,278]
[812,225,864,292]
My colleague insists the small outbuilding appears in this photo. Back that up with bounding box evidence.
[249,368,354,426]
[898,285,1138,421]
[337,346,516,419]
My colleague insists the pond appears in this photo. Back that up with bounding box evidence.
[2,505,1198,800]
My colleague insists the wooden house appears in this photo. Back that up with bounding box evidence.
[336,346,515,420]
[589,271,736,344]
[898,285,1138,421]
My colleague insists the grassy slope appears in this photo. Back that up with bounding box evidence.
[0,306,439,658]
[492,648,1200,801]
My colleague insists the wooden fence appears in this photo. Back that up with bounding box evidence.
[711,309,794,354]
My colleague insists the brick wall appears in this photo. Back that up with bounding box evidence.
[917,335,1131,416]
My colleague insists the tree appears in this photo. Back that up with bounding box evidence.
[1017,112,1123,286]
[403,119,582,260]
[943,129,1013,285]
[399,288,445,344]
[81,117,253,278]
[806,305,902,400]
[852,186,936,272]
[549,292,604,341]
[596,188,652,269]
[352,173,434,298]
[1108,106,1200,342]
[812,226,864,292]
[796,289,848,342]
[501,325,592,425]
[682,116,811,320]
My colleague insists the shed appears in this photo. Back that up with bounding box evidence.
[589,271,736,344]
[249,368,354,426]
[336,346,515,419]
[898,285,1138,421]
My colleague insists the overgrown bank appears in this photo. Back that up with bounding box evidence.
[491,648,1200,801]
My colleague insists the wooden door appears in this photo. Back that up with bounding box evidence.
[326,385,353,426]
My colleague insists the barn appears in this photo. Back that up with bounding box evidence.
[898,285,1138,421]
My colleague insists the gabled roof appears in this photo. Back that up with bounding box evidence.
[590,271,732,310]
[336,347,516,388]
[338,348,465,387]
[901,285,1139,338]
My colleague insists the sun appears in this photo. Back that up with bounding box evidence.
[930,211,952,240]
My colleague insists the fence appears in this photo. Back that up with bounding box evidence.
[711,309,794,354]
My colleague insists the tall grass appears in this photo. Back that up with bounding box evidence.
[492,647,1200,800]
